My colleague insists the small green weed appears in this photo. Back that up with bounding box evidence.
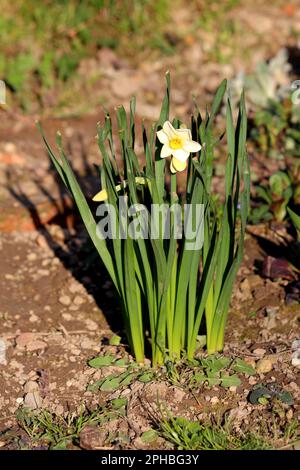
[15,405,113,449]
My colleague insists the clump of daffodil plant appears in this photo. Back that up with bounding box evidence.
[39,73,250,366]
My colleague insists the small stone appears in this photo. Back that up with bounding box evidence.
[291,352,300,367]
[71,349,81,356]
[86,319,98,331]
[69,305,79,311]
[29,314,39,323]
[59,295,71,306]
[16,397,23,405]
[73,295,85,306]
[249,376,257,385]
[79,425,107,450]
[229,386,237,393]
[3,142,17,153]
[69,282,82,294]
[62,313,72,321]
[256,358,273,374]
[16,333,36,347]
[0,339,7,365]
[288,382,299,392]
[291,339,300,350]
[55,405,64,416]
[37,269,50,277]
[24,381,39,393]
[27,253,37,261]
[211,396,219,404]
[28,370,39,380]
[253,348,266,357]
[26,340,47,352]
[286,409,293,421]
[24,391,42,409]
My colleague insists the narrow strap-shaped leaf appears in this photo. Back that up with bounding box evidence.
[55,134,118,290]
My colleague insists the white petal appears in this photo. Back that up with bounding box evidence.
[176,127,192,140]
[156,129,168,144]
[162,121,177,139]
[171,157,187,172]
[173,148,190,162]
[160,144,172,159]
[183,140,201,153]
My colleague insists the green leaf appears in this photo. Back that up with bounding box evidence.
[277,391,293,405]
[206,370,221,386]
[258,396,269,405]
[141,429,157,443]
[288,207,300,232]
[51,439,70,450]
[88,355,116,368]
[100,377,122,392]
[193,372,206,383]
[220,373,241,388]
[110,398,128,409]
[115,358,129,366]
[109,335,122,346]
[138,372,154,383]
[87,379,104,392]
[119,373,134,387]
[232,358,256,376]
[201,356,230,373]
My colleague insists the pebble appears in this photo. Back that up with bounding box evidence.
[16,333,36,347]
[256,358,273,373]
[29,314,39,323]
[211,396,219,404]
[291,351,300,367]
[253,348,266,357]
[79,425,107,450]
[62,313,72,321]
[291,339,300,350]
[55,405,64,416]
[69,305,79,311]
[24,380,39,393]
[86,319,98,331]
[27,253,37,261]
[24,391,42,409]
[69,282,83,294]
[59,295,72,306]
[26,340,47,352]
[71,349,81,356]
[37,269,50,277]
[73,295,85,306]
[0,339,7,365]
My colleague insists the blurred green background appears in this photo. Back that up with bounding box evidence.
[0,0,245,111]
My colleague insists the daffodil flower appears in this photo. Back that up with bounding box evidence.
[93,177,150,202]
[157,121,201,173]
